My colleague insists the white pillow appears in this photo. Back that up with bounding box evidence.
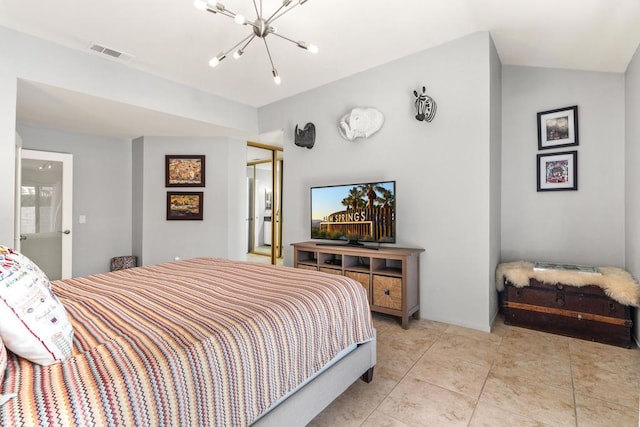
[0,246,74,365]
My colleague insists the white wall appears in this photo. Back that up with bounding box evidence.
[133,136,247,266]
[0,25,258,247]
[489,39,502,325]
[501,66,625,267]
[625,45,640,343]
[259,32,498,331]
[0,72,18,246]
[17,123,132,277]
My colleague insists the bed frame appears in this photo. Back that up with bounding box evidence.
[254,331,377,426]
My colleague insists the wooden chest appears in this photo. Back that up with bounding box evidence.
[502,279,633,348]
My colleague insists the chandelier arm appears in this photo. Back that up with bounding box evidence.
[223,33,256,57]
[267,2,301,24]
[212,8,259,31]
[262,37,276,70]
[225,10,255,28]
[206,8,236,19]
[269,32,297,45]
[269,32,317,53]
[252,0,260,19]
[240,34,257,52]
[263,2,292,24]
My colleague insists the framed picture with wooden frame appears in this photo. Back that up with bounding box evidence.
[166,191,204,220]
[165,155,205,187]
[537,105,578,150]
[536,150,578,192]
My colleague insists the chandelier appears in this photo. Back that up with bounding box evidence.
[194,0,318,85]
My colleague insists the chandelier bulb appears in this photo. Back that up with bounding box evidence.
[194,0,207,10]
[234,14,246,25]
[297,41,319,54]
[233,49,244,59]
[209,52,226,67]
[272,69,281,85]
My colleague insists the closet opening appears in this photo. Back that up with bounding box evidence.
[246,141,283,265]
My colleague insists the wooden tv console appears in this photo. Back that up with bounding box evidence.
[291,241,424,329]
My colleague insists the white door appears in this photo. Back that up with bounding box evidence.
[15,149,73,280]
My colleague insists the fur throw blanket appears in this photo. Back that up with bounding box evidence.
[496,261,640,307]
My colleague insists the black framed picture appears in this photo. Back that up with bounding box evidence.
[165,155,205,187]
[166,191,204,220]
[537,150,578,192]
[537,106,578,150]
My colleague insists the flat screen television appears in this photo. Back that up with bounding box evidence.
[310,180,396,246]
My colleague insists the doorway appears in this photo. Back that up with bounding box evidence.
[246,142,283,265]
[16,149,73,280]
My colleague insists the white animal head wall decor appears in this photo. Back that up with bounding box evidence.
[338,108,384,141]
[413,86,437,122]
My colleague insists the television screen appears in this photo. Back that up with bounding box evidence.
[311,181,396,244]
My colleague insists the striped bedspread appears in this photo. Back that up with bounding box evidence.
[0,258,374,426]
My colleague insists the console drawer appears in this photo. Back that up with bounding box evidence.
[372,275,402,310]
[345,271,370,298]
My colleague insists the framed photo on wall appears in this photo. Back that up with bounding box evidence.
[165,155,205,187]
[537,150,578,192]
[537,105,578,150]
[166,191,204,220]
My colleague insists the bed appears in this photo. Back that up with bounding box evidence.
[0,257,376,426]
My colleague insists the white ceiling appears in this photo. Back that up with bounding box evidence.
[3,0,640,139]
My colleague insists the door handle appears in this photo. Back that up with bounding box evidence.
[20,234,27,241]
[58,230,71,235]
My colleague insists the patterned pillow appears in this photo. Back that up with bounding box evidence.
[0,246,49,286]
[0,246,74,365]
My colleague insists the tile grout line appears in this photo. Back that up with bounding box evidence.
[464,332,503,426]
[567,340,579,427]
[358,325,441,426]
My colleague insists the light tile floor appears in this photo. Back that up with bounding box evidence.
[309,313,640,427]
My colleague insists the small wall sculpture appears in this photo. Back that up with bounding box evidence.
[413,86,437,122]
[294,122,316,149]
[338,107,384,141]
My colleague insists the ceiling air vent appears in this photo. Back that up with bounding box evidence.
[88,43,134,62]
